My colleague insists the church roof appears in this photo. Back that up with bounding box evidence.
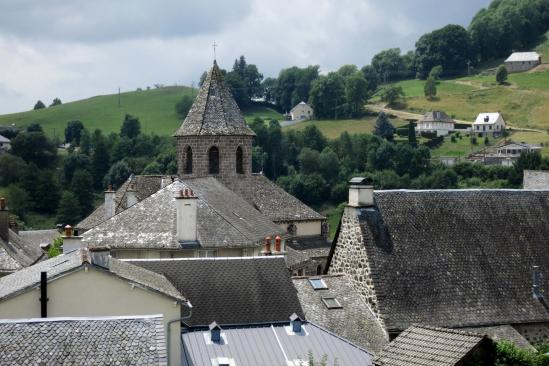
[328,189,549,332]
[174,61,255,137]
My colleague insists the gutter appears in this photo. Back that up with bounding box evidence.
[167,302,193,366]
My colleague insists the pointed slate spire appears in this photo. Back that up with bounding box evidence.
[174,61,255,137]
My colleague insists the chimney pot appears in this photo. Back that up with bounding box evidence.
[176,187,199,243]
[348,177,374,207]
[62,225,85,254]
[64,225,72,237]
[275,235,282,252]
[263,236,272,255]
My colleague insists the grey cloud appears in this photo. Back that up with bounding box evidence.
[0,0,252,42]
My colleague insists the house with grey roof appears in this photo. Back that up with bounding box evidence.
[129,256,304,327]
[0,198,45,275]
[0,247,188,365]
[416,110,455,136]
[293,274,388,354]
[505,51,541,73]
[0,134,10,152]
[326,179,549,345]
[182,315,374,366]
[290,101,314,121]
[77,61,329,274]
[0,314,168,366]
[482,142,543,166]
[374,325,495,366]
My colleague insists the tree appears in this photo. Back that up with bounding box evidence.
[103,160,132,187]
[274,65,320,111]
[56,191,82,226]
[261,77,278,103]
[496,65,508,84]
[408,122,417,146]
[64,120,84,145]
[318,147,340,182]
[344,73,369,117]
[424,76,437,99]
[371,48,407,83]
[224,72,249,108]
[374,112,394,141]
[120,114,141,139]
[308,73,346,119]
[380,86,404,107]
[33,100,45,110]
[50,98,62,107]
[25,168,61,213]
[360,65,380,94]
[10,131,57,168]
[429,65,443,80]
[91,130,110,188]
[298,148,320,174]
[175,95,194,118]
[0,155,27,185]
[337,64,358,78]
[70,169,94,214]
[5,184,30,218]
[26,123,43,132]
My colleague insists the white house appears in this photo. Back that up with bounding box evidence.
[504,52,541,73]
[473,113,505,137]
[0,134,10,152]
[290,101,313,121]
[416,111,455,136]
[496,142,541,157]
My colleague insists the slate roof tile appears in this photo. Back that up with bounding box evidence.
[0,229,45,273]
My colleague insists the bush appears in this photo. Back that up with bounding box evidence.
[422,136,444,148]
[496,65,508,85]
[420,131,437,139]
[471,136,478,145]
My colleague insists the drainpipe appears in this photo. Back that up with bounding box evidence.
[40,271,48,318]
[167,302,193,366]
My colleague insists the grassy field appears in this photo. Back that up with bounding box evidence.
[431,133,501,158]
[391,79,475,98]
[243,106,283,123]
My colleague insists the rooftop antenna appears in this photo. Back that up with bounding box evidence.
[212,41,218,61]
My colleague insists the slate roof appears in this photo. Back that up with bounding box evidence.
[0,315,167,365]
[462,325,534,350]
[129,256,304,327]
[505,52,541,62]
[82,178,283,249]
[174,61,255,137]
[220,174,325,222]
[0,248,185,303]
[523,170,549,189]
[0,229,45,273]
[375,325,490,366]
[328,189,549,332]
[182,321,373,366]
[293,275,388,354]
[0,134,9,143]
[18,229,59,248]
[77,175,176,230]
[419,111,454,123]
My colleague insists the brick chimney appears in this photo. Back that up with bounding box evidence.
[348,177,374,207]
[176,188,198,243]
[126,183,138,207]
[0,198,8,243]
[273,235,284,253]
[262,236,272,255]
[104,185,116,219]
[62,225,84,254]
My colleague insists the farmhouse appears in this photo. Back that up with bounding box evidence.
[290,101,314,121]
[473,112,505,137]
[326,178,549,344]
[0,134,10,152]
[504,52,541,73]
[416,110,455,136]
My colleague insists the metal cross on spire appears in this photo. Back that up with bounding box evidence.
[212,41,218,60]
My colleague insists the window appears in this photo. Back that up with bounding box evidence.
[321,297,342,309]
[184,146,193,174]
[208,146,220,174]
[287,223,297,236]
[236,146,244,174]
[309,278,327,290]
[198,250,216,258]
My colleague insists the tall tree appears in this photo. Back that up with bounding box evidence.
[360,65,380,94]
[91,130,110,188]
[120,114,141,139]
[344,73,369,117]
[374,112,395,141]
[10,131,57,168]
[424,76,437,99]
[70,169,94,214]
[50,98,62,107]
[65,120,84,145]
[308,73,346,119]
[33,100,46,110]
[56,191,82,225]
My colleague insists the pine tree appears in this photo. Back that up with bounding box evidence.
[408,121,417,146]
[496,65,508,85]
[374,112,395,141]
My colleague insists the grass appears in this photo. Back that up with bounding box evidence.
[431,133,498,158]
[391,79,476,98]
[243,106,283,123]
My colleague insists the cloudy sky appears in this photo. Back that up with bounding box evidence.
[0,0,491,114]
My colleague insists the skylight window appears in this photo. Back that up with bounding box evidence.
[308,278,327,290]
[322,297,342,309]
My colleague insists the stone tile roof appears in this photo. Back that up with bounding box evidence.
[375,325,490,366]
[182,321,374,366]
[419,111,454,123]
[82,178,284,249]
[0,248,185,303]
[505,52,541,62]
[0,315,167,365]
[18,229,59,248]
[0,229,45,273]
[77,175,176,230]
[293,275,388,354]
[523,170,549,189]
[174,61,255,137]
[129,257,304,327]
[462,325,534,350]
[329,189,549,332]
[220,174,325,222]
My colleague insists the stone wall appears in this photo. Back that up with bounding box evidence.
[176,135,253,179]
[513,323,549,344]
[328,206,384,326]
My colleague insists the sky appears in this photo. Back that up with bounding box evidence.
[0,0,491,114]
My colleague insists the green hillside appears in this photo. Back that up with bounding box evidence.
[0,86,195,138]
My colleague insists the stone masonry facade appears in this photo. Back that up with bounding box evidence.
[177,135,253,179]
[328,206,385,330]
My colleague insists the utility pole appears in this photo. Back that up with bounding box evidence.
[118,87,121,108]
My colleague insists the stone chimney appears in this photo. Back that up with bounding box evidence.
[0,198,8,243]
[348,177,374,207]
[104,185,116,219]
[176,188,198,243]
[126,183,138,208]
[62,225,84,254]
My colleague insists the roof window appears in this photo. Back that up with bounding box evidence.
[308,278,327,290]
[211,357,235,366]
[322,297,342,309]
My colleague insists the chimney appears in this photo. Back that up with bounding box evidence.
[62,225,85,254]
[533,266,543,300]
[274,235,283,253]
[0,198,9,243]
[262,236,272,255]
[176,188,198,243]
[209,321,222,343]
[104,185,116,219]
[289,313,303,333]
[348,177,374,207]
[126,183,138,207]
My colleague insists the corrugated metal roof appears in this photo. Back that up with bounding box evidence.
[505,52,540,62]
[182,321,373,366]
